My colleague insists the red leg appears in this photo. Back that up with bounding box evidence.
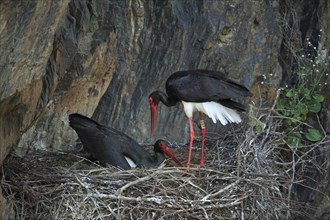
[187,117,194,170]
[199,112,206,167]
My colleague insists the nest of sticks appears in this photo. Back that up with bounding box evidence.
[1,106,327,219]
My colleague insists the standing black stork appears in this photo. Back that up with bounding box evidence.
[69,113,184,170]
[148,69,252,169]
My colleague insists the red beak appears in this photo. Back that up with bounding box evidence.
[160,142,184,167]
[150,103,158,135]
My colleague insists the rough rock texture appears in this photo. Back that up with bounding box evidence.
[0,0,69,164]
[0,0,329,218]
[3,0,118,156]
[3,0,285,155]
[93,0,282,144]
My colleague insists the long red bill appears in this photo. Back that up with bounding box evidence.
[160,142,184,167]
[150,104,158,135]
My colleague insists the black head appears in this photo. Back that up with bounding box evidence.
[149,91,162,135]
[148,91,162,106]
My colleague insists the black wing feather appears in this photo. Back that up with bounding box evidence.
[69,114,150,169]
[166,70,252,102]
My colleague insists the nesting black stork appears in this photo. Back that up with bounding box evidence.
[69,113,184,170]
[148,69,252,169]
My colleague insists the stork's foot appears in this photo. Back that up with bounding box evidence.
[177,166,191,176]
[198,156,205,168]
[185,163,191,172]
[198,162,205,169]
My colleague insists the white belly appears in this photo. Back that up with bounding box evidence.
[181,101,242,125]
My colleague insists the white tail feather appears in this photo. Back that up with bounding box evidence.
[201,102,241,125]
[182,101,242,125]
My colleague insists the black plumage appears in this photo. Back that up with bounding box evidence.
[165,69,252,110]
[148,69,252,168]
[69,113,183,170]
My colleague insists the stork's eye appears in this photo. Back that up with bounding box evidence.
[149,97,153,104]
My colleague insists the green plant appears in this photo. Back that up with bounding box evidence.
[89,12,101,32]
[276,42,328,147]
[277,88,324,146]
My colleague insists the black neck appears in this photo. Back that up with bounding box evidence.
[152,151,165,166]
[139,151,164,168]
[157,91,178,107]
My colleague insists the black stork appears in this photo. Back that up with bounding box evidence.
[69,113,184,170]
[148,69,252,169]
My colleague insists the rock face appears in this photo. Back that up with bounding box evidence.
[93,0,282,143]
[1,0,285,158]
[0,0,70,164]
[0,0,329,218]
[0,0,117,158]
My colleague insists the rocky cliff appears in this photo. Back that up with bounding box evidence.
[3,0,284,157]
[0,0,329,219]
